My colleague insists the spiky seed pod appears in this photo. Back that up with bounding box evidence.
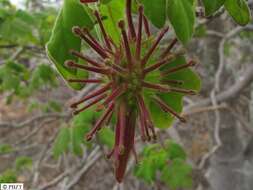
[66,0,198,182]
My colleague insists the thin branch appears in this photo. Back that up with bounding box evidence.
[0,113,69,129]
[64,147,102,190]
[189,64,253,109]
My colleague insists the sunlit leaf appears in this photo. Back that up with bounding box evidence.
[100,0,124,44]
[167,0,195,44]
[46,0,94,90]
[202,0,225,16]
[148,57,201,129]
[225,0,251,26]
[141,0,166,28]
[161,159,193,189]
[53,126,71,158]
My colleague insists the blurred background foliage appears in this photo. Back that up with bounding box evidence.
[0,0,252,190]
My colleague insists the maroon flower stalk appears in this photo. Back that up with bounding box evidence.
[126,0,136,40]
[72,26,108,58]
[70,83,112,108]
[65,60,109,75]
[68,79,102,83]
[86,102,115,141]
[161,60,197,76]
[143,15,151,37]
[73,93,107,115]
[153,96,186,123]
[70,49,103,68]
[160,38,178,58]
[141,26,169,67]
[94,11,112,50]
[135,6,143,60]
[118,20,133,70]
[65,0,198,182]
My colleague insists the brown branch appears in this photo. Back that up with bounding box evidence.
[190,64,253,108]
[0,113,69,129]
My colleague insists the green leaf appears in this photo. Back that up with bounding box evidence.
[134,158,157,183]
[46,0,94,90]
[101,0,113,4]
[53,126,71,158]
[148,92,182,129]
[2,74,20,91]
[194,24,207,37]
[98,127,114,148]
[15,156,33,171]
[141,0,166,28]
[164,140,187,160]
[30,64,58,91]
[34,8,57,46]
[135,142,186,184]
[225,0,251,26]
[72,108,99,127]
[161,159,193,189]
[167,0,195,44]
[71,123,89,156]
[0,169,17,183]
[47,100,62,112]
[15,10,36,26]
[161,56,201,91]
[202,0,225,16]
[0,15,35,44]
[0,144,13,154]
[148,56,201,129]
[5,61,26,73]
[70,109,101,155]
[100,0,124,44]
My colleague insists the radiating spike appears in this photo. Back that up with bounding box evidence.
[118,103,126,155]
[143,15,151,37]
[68,79,102,83]
[137,95,157,140]
[82,28,106,52]
[141,26,169,67]
[70,49,103,68]
[106,108,114,125]
[142,81,169,92]
[86,103,115,141]
[118,20,133,70]
[169,87,197,95]
[102,86,126,107]
[160,38,178,58]
[126,0,136,40]
[139,116,147,142]
[137,98,147,141]
[72,26,108,58]
[153,96,186,123]
[135,6,144,60]
[104,59,127,74]
[73,93,107,115]
[94,11,112,50]
[160,79,184,86]
[143,54,175,74]
[65,60,109,75]
[162,60,197,76]
[70,83,112,108]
